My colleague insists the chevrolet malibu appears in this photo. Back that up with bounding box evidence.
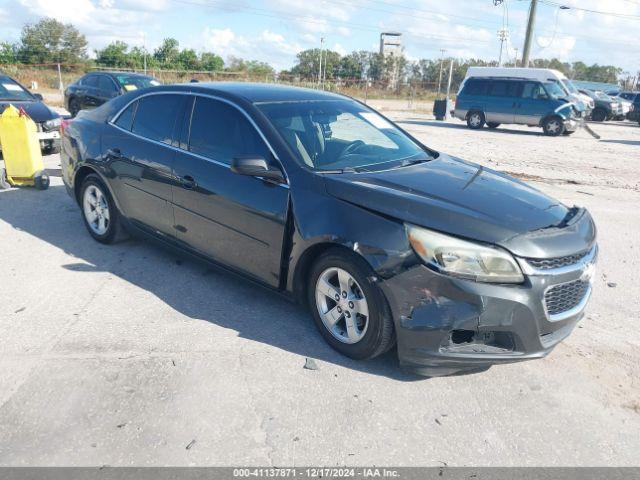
[60,83,597,376]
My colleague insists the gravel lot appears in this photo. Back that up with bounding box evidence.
[0,113,638,466]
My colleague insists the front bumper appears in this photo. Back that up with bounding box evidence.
[380,246,597,377]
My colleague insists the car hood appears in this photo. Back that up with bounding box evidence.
[0,100,58,122]
[323,154,596,258]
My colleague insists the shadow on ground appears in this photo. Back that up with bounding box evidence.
[397,119,544,136]
[599,139,640,146]
[0,184,435,381]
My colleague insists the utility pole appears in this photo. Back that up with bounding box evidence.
[318,37,324,88]
[514,48,519,67]
[143,33,147,75]
[497,28,509,67]
[522,0,538,67]
[437,49,446,97]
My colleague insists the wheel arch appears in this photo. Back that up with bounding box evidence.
[73,165,121,214]
[292,242,362,307]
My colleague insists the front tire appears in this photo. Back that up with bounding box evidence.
[591,108,607,122]
[467,111,485,129]
[308,249,395,360]
[542,116,565,136]
[80,174,126,244]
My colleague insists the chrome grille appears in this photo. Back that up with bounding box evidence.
[545,280,590,316]
[527,250,589,270]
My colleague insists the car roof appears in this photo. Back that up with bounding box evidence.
[87,71,154,78]
[151,82,347,104]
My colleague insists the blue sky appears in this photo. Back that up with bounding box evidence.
[1,0,639,73]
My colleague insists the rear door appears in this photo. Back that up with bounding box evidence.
[80,75,101,109]
[515,82,552,125]
[485,80,520,124]
[103,93,187,238]
[171,95,289,287]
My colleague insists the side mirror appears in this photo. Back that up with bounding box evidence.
[231,156,285,183]
[33,93,44,101]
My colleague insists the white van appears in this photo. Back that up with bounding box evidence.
[461,67,594,112]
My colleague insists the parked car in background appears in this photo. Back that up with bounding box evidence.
[454,76,584,136]
[628,94,640,124]
[578,89,623,122]
[64,71,160,117]
[462,67,594,114]
[60,83,598,376]
[0,74,61,154]
[610,91,638,103]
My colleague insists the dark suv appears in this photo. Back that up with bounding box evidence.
[64,72,160,117]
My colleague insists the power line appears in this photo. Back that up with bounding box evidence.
[538,0,640,19]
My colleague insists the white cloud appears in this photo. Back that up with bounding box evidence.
[198,27,303,70]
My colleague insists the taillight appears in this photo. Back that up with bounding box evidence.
[60,118,72,135]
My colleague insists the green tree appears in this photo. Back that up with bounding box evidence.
[18,17,87,64]
[0,42,18,64]
[200,52,224,71]
[153,38,180,67]
[95,41,130,68]
[292,48,341,80]
[246,60,274,77]
[177,48,199,70]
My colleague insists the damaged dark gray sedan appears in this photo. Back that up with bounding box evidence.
[61,83,597,376]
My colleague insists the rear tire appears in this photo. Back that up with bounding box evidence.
[467,111,485,129]
[80,174,127,244]
[486,122,500,129]
[307,249,395,360]
[542,116,565,136]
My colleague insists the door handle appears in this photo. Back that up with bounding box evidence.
[106,148,122,159]
[180,175,197,189]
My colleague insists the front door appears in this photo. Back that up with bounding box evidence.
[515,82,552,125]
[171,96,289,287]
[103,93,187,238]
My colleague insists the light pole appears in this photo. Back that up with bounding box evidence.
[318,37,324,88]
[437,48,446,97]
[497,28,509,66]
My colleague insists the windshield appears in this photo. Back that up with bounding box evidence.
[0,76,34,101]
[594,91,613,101]
[258,99,430,172]
[543,81,567,100]
[114,75,161,91]
[561,79,578,94]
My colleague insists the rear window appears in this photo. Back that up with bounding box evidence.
[114,101,137,131]
[131,94,183,144]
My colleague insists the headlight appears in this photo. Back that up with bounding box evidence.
[406,224,524,283]
[43,117,61,130]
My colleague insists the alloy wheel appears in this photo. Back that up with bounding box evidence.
[315,267,370,344]
[469,113,482,127]
[83,185,110,235]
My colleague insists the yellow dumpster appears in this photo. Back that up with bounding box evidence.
[0,105,50,190]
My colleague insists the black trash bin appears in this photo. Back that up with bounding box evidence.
[433,99,451,121]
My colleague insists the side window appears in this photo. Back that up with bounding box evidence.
[188,97,270,165]
[506,81,523,97]
[465,80,487,95]
[488,80,509,97]
[131,94,183,144]
[522,82,545,99]
[98,75,117,92]
[114,101,137,131]
[83,75,99,88]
